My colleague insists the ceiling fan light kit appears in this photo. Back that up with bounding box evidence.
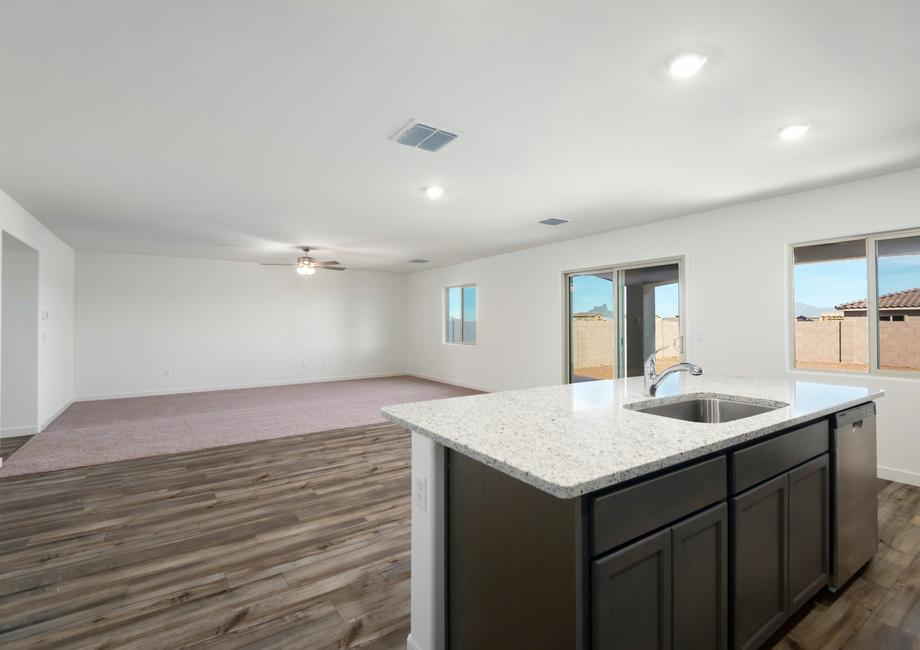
[261,247,346,276]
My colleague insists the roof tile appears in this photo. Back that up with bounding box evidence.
[836,287,920,310]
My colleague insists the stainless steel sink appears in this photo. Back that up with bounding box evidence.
[628,397,785,423]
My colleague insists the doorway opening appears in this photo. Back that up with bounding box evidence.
[2,232,39,442]
[566,259,683,383]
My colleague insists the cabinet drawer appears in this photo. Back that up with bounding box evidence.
[593,456,726,556]
[730,420,828,495]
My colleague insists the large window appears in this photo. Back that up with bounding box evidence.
[566,260,682,382]
[446,284,476,344]
[792,231,920,375]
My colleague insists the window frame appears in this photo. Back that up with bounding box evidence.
[444,283,477,346]
[789,227,920,379]
[562,256,686,384]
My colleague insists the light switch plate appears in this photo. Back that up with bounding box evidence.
[413,475,427,511]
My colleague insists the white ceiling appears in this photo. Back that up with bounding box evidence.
[1,1,919,271]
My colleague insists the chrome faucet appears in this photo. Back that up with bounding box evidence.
[644,351,703,396]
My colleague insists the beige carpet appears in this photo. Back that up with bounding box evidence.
[0,375,480,477]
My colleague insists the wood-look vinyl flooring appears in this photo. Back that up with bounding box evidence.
[1,435,33,463]
[2,421,920,649]
[770,479,920,649]
[0,423,411,649]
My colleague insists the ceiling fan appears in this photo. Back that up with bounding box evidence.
[260,247,346,275]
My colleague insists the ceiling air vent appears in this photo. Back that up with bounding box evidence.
[408,259,429,264]
[539,217,569,226]
[392,119,458,152]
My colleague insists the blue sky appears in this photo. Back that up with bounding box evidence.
[795,254,920,309]
[570,276,679,317]
[448,286,477,320]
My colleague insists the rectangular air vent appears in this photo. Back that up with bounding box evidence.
[539,217,569,226]
[408,259,429,264]
[392,119,458,152]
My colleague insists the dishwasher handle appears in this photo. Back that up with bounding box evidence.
[833,402,876,429]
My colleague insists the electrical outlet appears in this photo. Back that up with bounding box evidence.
[163,368,171,377]
[413,475,427,511]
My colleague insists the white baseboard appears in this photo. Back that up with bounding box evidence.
[0,425,37,438]
[878,465,920,488]
[75,372,411,402]
[406,634,424,650]
[407,372,493,393]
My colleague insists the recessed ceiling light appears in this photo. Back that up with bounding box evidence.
[425,186,445,200]
[668,52,708,79]
[539,217,569,226]
[408,259,429,264]
[778,123,811,142]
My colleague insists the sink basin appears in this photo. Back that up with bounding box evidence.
[628,396,785,423]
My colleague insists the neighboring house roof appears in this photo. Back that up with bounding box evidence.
[836,287,920,311]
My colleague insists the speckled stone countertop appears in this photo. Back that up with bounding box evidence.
[381,375,884,499]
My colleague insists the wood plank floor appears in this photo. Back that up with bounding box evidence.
[2,422,920,649]
[0,423,411,649]
[1,435,33,463]
[770,479,920,649]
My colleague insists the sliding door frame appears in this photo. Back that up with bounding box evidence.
[562,256,686,384]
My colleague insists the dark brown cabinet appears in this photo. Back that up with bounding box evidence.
[673,503,729,650]
[731,474,789,650]
[447,415,842,650]
[731,453,830,650]
[789,455,830,609]
[592,528,672,650]
[593,503,728,650]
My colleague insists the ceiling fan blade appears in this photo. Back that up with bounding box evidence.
[260,263,295,266]
[321,266,346,271]
[315,261,340,266]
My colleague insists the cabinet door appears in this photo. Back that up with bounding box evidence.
[789,454,830,610]
[731,474,789,650]
[673,503,728,650]
[592,528,671,650]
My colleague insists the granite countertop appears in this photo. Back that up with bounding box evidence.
[381,374,884,498]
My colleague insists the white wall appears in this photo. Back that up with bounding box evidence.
[1,234,39,435]
[407,167,920,484]
[0,188,75,435]
[76,252,408,399]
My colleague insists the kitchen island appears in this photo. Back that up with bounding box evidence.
[382,374,884,650]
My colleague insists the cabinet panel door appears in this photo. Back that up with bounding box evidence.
[673,503,728,650]
[592,528,671,650]
[731,474,789,650]
[789,454,830,610]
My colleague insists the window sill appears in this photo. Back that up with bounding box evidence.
[443,341,476,347]
[787,367,920,382]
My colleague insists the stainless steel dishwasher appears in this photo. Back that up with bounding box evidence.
[830,402,878,591]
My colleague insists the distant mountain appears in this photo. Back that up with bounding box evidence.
[795,302,837,318]
[585,303,613,318]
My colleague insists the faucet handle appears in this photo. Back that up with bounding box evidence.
[647,345,669,364]
[645,348,666,377]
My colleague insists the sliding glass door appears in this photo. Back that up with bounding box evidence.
[567,261,682,383]
[568,271,616,382]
